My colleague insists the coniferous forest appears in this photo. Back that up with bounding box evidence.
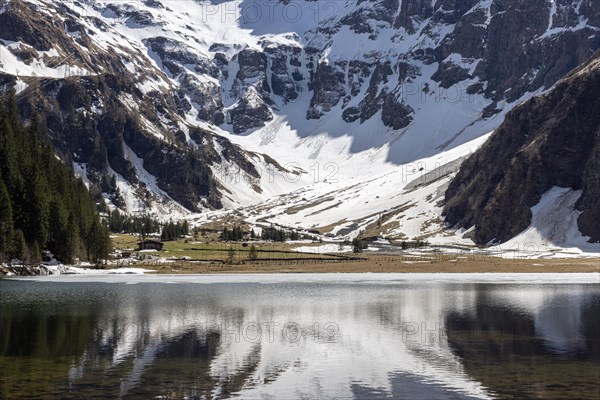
[161,220,189,241]
[107,209,161,236]
[0,91,111,264]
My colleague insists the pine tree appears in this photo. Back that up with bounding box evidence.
[48,198,70,261]
[65,214,80,263]
[28,174,50,248]
[86,219,110,263]
[0,179,14,258]
[31,241,42,263]
[13,230,28,262]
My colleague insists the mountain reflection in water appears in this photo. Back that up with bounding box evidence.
[1,279,598,399]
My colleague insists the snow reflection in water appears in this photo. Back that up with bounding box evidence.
[0,275,598,399]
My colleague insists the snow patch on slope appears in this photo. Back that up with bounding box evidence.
[499,186,600,257]
[0,40,91,78]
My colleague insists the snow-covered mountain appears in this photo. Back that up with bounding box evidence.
[1,0,599,246]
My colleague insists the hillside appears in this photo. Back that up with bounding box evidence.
[0,91,111,263]
[444,52,600,245]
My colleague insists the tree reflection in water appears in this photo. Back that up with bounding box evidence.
[1,280,598,399]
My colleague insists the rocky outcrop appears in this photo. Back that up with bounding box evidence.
[144,37,225,124]
[307,62,346,119]
[229,94,273,134]
[0,264,56,276]
[227,49,274,133]
[472,0,600,102]
[444,52,600,244]
[265,43,302,102]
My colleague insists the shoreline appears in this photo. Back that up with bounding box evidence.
[5,272,600,285]
[2,255,598,276]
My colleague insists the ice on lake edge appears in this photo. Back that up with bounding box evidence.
[5,272,599,284]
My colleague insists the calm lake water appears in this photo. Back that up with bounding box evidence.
[1,274,599,400]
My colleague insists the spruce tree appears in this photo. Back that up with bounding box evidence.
[31,241,42,263]
[48,198,69,261]
[29,174,50,248]
[13,230,28,262]
[0,179,14,257]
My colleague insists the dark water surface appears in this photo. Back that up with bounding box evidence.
[1,275,599,399]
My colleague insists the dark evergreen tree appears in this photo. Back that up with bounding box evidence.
[87,219,111,263]
[28,174,50,248]
[12,230,28,262]
[352,238,367,253]
[0,179,14,257]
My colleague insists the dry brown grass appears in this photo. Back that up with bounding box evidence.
[141,254,600,274]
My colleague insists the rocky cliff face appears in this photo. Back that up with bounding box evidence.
[1,0,599,218]
[444,52,600,244]
[299,0,600,132]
